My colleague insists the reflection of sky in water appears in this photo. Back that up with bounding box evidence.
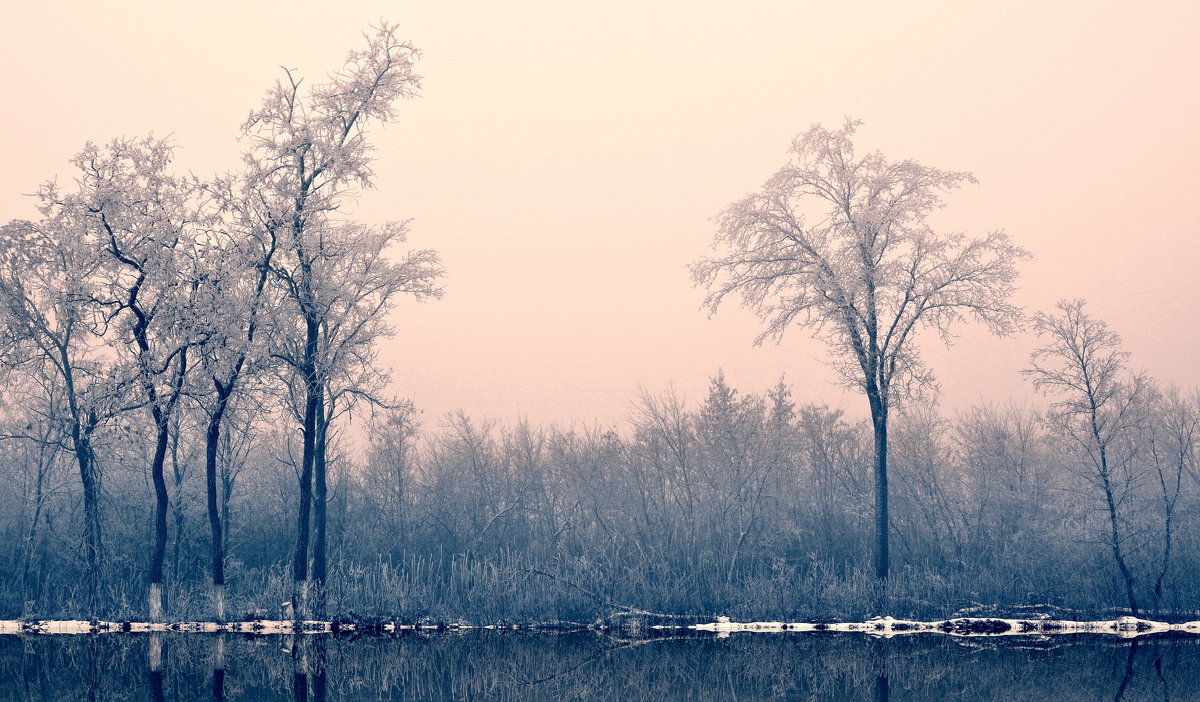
[1,631,1196,701]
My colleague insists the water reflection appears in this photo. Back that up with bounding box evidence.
[148,632,164,702]
[213,633,225,702]
[1,630,1197,701]
[285,635,329,702]
[874,638,889,702]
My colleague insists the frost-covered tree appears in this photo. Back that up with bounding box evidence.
[693,120,1027,578]
[952,402,1053,568]
[0,195,127,613]
[239,23,443,615]
[185,173,281,622]
[1024,299,1152,614]
[1145,387,1198,612]
[693,372,780,581]
[71,137,201,620]
[0,385,67,616]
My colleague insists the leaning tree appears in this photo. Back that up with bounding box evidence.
[1024,299,1152,614]
[693,120,1027,579]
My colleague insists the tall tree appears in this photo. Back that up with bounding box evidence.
[189,173,280,621]
[1024,299,1151,614]
[72,137,199,620]
[307,222,442,607]
[693,120,1027,579]
[240,23,442,615]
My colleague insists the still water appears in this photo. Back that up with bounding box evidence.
[2,630,1197,701]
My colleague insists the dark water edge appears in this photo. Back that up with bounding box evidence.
[3,630,1199,701]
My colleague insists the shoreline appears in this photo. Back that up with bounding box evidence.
[4,615,1199,638]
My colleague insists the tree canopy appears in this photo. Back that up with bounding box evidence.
[694,120,1028,578]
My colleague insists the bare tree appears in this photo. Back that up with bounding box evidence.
[952,401,1052,569]
[693,372,780,582]
[693,120,1027,578]
[796,404,870,565]
[631,387,699,568]
[888,406,966,570]
[0,382,67,615]
[362,401,422,558]
[1024,299,1151,614]
[1145,386,1197,613]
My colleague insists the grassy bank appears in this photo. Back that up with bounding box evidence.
[9,552,1197,625]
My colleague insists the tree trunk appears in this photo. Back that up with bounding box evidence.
[212,634,226,702]
[1101,473,1139,615]
[133,314,186,623]
[1114,639,1138,701]
[1096,442,1138,615]
[149,406,171,622]
[170,424,185,583]
[148,632,164,702]
[873,636,889,702]
[313,398,329,619]
[206,394,229,622]
[293,317,321,619]
[291,636,309,702]
[75,433,103,615]
[871,404,890,581]
[293,405,314,620]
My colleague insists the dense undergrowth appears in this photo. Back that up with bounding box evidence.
[7,551,1197,624]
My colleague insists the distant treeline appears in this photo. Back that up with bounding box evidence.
[1,370,1196,622]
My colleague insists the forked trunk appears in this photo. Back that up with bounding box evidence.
[1102,477,1139,615]
[75,435,103,614]
[1097,443,1139,615]
[292,319,320,620]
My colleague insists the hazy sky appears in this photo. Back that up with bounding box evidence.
[3,1,1198,428]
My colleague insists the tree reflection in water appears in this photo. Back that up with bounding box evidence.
[1,630,1197,701]
[874,637,889,702]
[147,632,164,702]
[212,633,225,702]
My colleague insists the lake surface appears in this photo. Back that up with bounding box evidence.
[2,630,1198,701]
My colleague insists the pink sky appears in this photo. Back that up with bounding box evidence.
[3,1,1198,428]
